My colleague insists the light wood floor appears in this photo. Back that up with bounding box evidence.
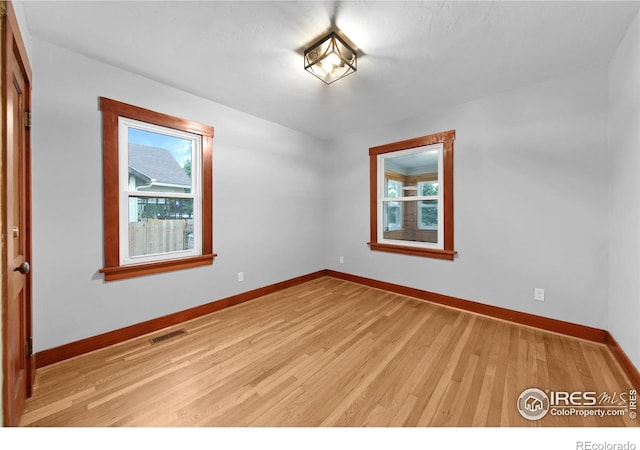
[20,277,637,427]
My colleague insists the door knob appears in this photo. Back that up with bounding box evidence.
[14,261,30,275]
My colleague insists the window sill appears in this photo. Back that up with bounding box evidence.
[367,242,456,260]
[100,253,217,281]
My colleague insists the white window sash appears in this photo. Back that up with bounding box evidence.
[118,117,203,265]
[377,143,444,249]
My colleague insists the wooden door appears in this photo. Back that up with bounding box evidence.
[2,0,32,427]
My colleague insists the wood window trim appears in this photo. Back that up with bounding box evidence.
[368,130,456,260]
[98,97,216,281]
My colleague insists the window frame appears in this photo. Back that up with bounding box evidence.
[368,130,456,260]
[99,97,216,281]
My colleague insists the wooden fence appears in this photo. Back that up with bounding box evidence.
[129,219,186,256]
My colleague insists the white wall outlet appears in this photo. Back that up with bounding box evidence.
[534,288,545,302]
[238,272,244,282]
[339,256,344,264]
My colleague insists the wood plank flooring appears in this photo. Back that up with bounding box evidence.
[20,277,637,427]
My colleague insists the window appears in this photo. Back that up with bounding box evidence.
[99,97,215,281]
[368,130,456,260]
[384,179,403,231]
[417,181,439,230]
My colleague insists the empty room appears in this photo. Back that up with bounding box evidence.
[1,0,640,442]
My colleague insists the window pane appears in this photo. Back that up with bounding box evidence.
[128,127,193,194]
[383,200,437,244]
[419,200,438,229]
[383,201,402,231]
[385,179,402,198]
[383,147,439,179]
[128,197,194,257]
[419,181,439,196]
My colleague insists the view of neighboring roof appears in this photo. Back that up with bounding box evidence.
[128,143,191,187]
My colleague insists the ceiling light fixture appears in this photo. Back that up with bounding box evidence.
[304,31,357,84]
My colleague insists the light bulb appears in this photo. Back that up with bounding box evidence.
[321,53,341,75]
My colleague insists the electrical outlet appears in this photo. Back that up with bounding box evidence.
[238,272,244,282]
[534,288,545,302]
[339,256,344,264]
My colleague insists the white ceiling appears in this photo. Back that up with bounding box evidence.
[22,1,640,140]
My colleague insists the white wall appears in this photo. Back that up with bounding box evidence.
[30,38,326,352]
[324,66,610,330]
[11,0,31,58]
[608,9,640,370]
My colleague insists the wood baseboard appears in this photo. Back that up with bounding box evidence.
[326,270,609,343]
[35,268,640,391]
[606,333,640,392]
[35,270,327,368]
